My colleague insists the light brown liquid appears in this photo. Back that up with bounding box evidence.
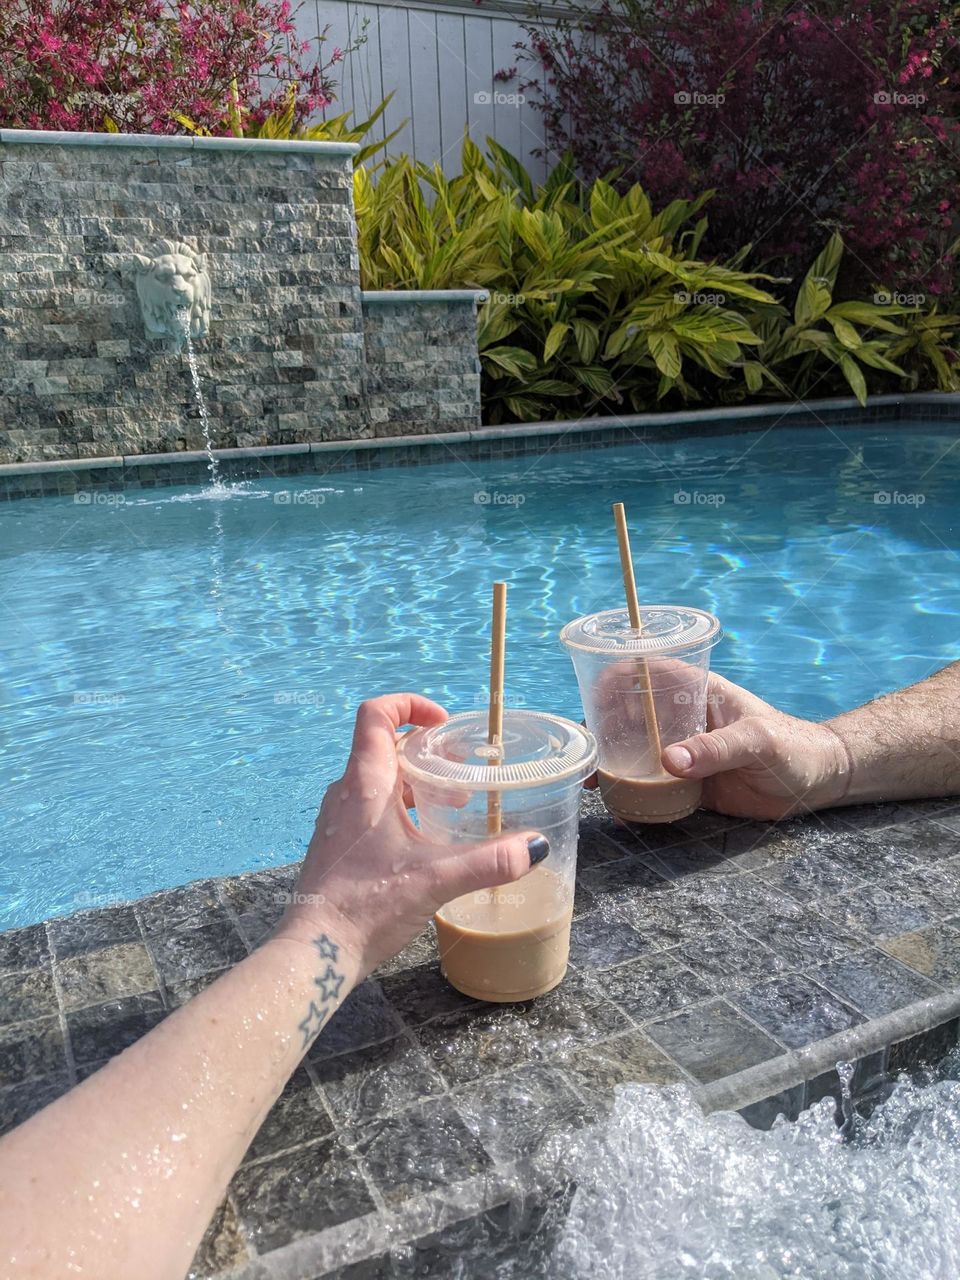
[434,864,573,1002]
[598,768,701,824]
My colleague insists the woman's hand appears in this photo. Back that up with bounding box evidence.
[276,692,547,975]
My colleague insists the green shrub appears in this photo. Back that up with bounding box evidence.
[355,139,959,423]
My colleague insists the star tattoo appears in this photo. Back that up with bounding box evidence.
[297,1000,330,1049]
[315,935,340,963]
[316,965,345,1002]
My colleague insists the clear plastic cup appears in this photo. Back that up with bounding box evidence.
[397,710,597,1002]
[560,605,722,824]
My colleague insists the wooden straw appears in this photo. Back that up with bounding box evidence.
[612,503,664,770]
[486,581,508,835]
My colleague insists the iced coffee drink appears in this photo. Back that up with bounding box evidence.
[560,606,722,825]
[397,710,596,1002]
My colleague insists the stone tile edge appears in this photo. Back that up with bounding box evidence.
[361,290,489,305]
[0,128,358,156]
[692,987,960,1117]
[3,392,956,483]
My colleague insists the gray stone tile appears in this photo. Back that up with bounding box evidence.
[881,923,960,984]
[613,883,725,948]
[453,1063,596,1163]
[598,951,712,1025]
[888,1019,960,1075]
[578,856,670,911]
[379,963,479,1028]
[219,865,299,949]
[576,818,634,868]
[346,1095,491,1207]
[736,906,866,969]
[815,949,940,1018]
[0,1072,71,1136]
[567,912,651,971]
[818,878,943,940]
[46,905,141,959]
[869,819,960,861]
[146,917,247,983]
[137,880,226,935]
[314,1033,446,1126]
[559,1028,684,1099]
[244,1066,333,1164]
[755,848,862,903]
[388,1191,570,1280]
[675,927,787,994]
[637,839,739,880]
[733,974,863,1050]
[56,941,157,1012]
[231,1136,375,1252]
[700,874,803,928]
[189,1195,252,1279]
[66,991,166,1065]
[0,1016,67,1086]
[0,967,58,1026]
[0,924,50,974]
[308,981,404,1062]
[161,967,230,1009]
[645,999,784,1084]
[373,929,438,978]
[414,971,630,1088]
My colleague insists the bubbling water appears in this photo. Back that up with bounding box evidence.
[549,1055,960,1279]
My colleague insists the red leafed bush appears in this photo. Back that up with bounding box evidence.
[518,0,960,298]
[0,1,342,135]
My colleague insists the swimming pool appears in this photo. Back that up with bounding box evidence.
[2,421,958,929]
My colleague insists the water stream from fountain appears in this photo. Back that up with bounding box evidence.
[179,313,226,494]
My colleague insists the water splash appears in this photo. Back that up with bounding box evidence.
[548,1054,960,1279]
[179,313,226,495]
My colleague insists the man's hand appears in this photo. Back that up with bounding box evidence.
[659,672,852,819]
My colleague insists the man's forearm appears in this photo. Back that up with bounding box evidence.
[824,662,960,806]
[0,925,360,1280]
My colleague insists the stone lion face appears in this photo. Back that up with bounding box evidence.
[133,240,212,345]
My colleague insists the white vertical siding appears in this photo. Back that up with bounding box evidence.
[306,0,551,180]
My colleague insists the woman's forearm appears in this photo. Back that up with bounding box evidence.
[824,661,960,805]
[0,925,360,1280]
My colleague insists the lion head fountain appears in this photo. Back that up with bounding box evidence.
[133,240,212,348]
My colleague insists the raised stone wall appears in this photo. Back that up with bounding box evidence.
[0,131,485,464]
[362,292,484,437]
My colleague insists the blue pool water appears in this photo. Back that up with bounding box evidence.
[1,422,958,929]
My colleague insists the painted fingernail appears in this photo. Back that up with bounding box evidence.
[664,745,693,773]
[527,836,550,865]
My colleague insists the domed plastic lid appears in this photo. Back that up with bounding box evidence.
[397,710,597,792]
[560,605,721,656]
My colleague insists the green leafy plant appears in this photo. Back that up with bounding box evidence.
[355,139,958,422]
